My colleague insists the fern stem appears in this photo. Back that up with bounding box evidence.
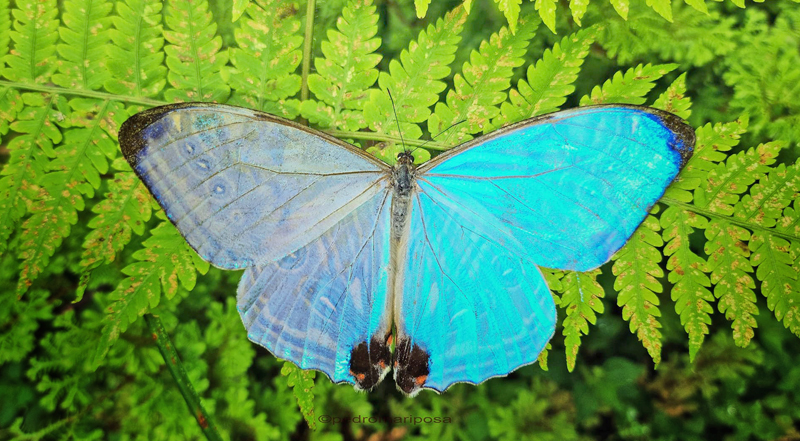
[325,129,451,150]
[300,0,315,103]
[144,314,223,441]
[0,81,166,107]
[662,197,800,243]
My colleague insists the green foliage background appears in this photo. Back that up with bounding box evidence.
[1,0,800,439]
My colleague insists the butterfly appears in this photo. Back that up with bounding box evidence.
[119,103,694,396]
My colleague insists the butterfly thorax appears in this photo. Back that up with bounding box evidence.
[390,152,416,241]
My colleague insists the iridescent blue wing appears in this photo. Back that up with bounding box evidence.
[120,103,395,388]
[119,103,389,270]
[237,189,394,389]
[394,105,694,394]
[393,193,556,395]
[416,105,694,272]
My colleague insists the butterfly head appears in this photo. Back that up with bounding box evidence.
[393,338,430,397]
[396,151,414,166]
[349,336,392,391]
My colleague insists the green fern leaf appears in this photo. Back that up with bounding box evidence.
[559,269,604,372]
[0,288,53,364]
[724,9,800,145]
[364,5,467,163]
[300,0,381,131]
[282,362,316,429]
[665,118,749,203]
[52,0,113,90]
[750,233,800,336]
[736,162,798,227]
[231,0,249,21]
[428,16,536,145]
[0,93,61,256]
[580,63,676,105]
[534,0,556,33]
[224,0,303,117]
[414,0,430,18]
[1,0,59,83]
[609,0,629,20]
[694,142,782,215]
[163,0,230,102]
[104,0,167,97]
[77,160,153,300]
[612,213,664,364]
[705,221,757,347]
[653,73,691,119]
[569,0,590,25]
[93,218,209,369]
[498,28,595,125]
[683,0,708,13]
[661,206,713,361]
[0,86,21,144]
[0,0,12,63]
[645,0,673,22]
[16,100,126,296]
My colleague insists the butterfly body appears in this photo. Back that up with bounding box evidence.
[119,102,695,396]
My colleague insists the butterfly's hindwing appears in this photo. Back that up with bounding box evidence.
[237,187,394,389]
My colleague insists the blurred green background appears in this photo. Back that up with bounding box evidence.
[1,0,800,440]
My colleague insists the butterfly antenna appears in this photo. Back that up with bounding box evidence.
[408,119,467,156]
[388,89,408,153]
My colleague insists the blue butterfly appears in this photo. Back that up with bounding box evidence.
[119,103,694,396]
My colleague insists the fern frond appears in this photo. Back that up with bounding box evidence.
[533,0,556,33]
[599,7,737,66]
[93,219,209,368]
[665,118,748,203]
[612,213,664,364]
[705,221,757,347]
[0,85,21,144]
[281,361,316,430]
[0,288,53,364]
[609,0,629,20]
[428,16,536,145]
[653,73,691,119]
[498,28,594,125]
[52,0,113,90]
[693,142,782,215]
[104,0,166,97]
[0,93,61,256]
[661,206,713,361]
[414,0,430,18]
[163,0,230,102]
[300,0,381,131]
[558,269,604,372]
[724,8,800,145]
[77,160,153,300]
[750,232,800,337]
[1,0,59,83]
[364,5,467,164]
[579,63,677,105]
[645,0,672,22]
[569,0,589,25]
[16,100,126,296]
[0,0,10,63]
[224,0,303,117]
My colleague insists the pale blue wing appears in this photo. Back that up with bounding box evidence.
[417,105,695,272]
[119,103,389,269]
[393,191,556,395]
[394,105,694,394]
[237,189,394,389]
